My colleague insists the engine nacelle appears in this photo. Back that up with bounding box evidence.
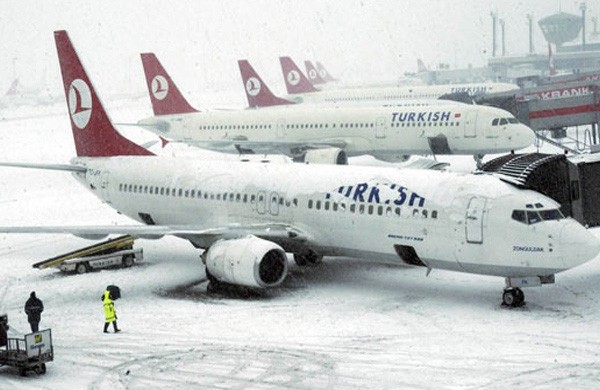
[303,148,348,165]
[205,236,288,288]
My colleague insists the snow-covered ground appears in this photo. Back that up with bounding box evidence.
[1,98,600,389]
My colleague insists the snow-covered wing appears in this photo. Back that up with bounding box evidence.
[185,139,348,156]
[0,223,310,247]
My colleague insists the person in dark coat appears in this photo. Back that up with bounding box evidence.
[24,291,44,333]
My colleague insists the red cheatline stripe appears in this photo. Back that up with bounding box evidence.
[529,103,600,119]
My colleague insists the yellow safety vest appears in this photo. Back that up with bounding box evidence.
[103,291,116,322]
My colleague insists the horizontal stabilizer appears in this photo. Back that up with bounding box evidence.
[0,161,87,172]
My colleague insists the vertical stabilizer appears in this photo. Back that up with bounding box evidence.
[54,30,153,157]
[279,56,319,94]
[140,53,198,116]
[238,60,294,108]
[315,61,337,82]
[304,61,326,85]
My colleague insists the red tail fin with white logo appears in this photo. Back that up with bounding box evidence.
[237,60,294,108]
[315,61,337,82]
[279,56,319,94]
[304,61,326,85]
[140,53,198,116]
[54,30,153,157]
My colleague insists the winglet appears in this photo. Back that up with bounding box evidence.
[238,60,294,108]
[304,61,326,85]
[279,56,319,94]
[315,61,337,82]
[140,53,198,116]
[54,30,153,157]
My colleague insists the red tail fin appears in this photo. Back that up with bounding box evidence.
[304,61,326,85]
[315,61,336,82]
[238,60,294,108]
[279,56,319,94]
[140,53,198,116]
[54,30,153,157]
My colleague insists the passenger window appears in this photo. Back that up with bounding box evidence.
[377,206,383,216]
[324,201,330,211]
[316,200,321,210]
[422,210,428,218]
[431,210,438,219]
[395,207,401,216]
[308,200,313,209]
[492,118,499,126]
[333,202,338,211]
[368,205,373,214]
[350,204,356,213]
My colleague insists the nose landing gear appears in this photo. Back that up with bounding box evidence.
[502,287,525,307]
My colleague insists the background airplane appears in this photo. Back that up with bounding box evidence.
[138,53,534,164]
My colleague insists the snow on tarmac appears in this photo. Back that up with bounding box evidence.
[1,101,600,389]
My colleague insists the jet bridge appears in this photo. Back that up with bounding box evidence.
[481,152,600,227]
[476,81,600,154]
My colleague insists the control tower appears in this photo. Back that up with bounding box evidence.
[538,12,582,47]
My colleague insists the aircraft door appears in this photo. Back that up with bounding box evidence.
[463,111,477,138]
[277,119,286,138]
[256,191,266,214]
[375,117,386,139]
[465,196,486,244]
[269,192,280,216]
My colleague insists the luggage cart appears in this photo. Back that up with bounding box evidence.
[0,315,53,376]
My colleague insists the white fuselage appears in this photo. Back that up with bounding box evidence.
[76,156,597,278]
[138,103,533,160]
[286,83,518,104]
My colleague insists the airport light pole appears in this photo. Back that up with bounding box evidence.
[491,11,498,57]
[580,2,587,51]
[527,13,534,54]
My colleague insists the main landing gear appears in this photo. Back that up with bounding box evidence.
[502,287,525,307]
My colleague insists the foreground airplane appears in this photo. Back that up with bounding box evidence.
[1,31,598,308]
[139,53,533,164]
[280,56,518,104]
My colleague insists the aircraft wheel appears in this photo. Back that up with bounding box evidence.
[294,250,322,266]
[35,363,46,375]
[293,253,309,266]
[502,288,525,307]
[76,263,88,274]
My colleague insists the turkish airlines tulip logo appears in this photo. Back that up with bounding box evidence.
[308,69,317,80]
[151,75,169,100]
[287,70,300,86]
[245,77,261,97]
[68,79,92,129]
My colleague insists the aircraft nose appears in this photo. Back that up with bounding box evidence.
[513,124,535,149]
[559,220,600,269]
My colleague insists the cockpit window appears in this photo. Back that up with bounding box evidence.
[499,118,508,125]
[527,211,542,224]
[492,118,499,126]
[513,208,564,224]
[539,209,564,221]
[508,118,519,124]
[512,210,526,223]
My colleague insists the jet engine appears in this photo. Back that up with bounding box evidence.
[204,236,288,288]
[303,148,348,165]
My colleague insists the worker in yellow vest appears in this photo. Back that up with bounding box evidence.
[102,289,121,333]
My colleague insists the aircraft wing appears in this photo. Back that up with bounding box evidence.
[0,223,311,248]
[183,139,348,156]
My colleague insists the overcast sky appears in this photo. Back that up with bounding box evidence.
[0,1,590,98]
